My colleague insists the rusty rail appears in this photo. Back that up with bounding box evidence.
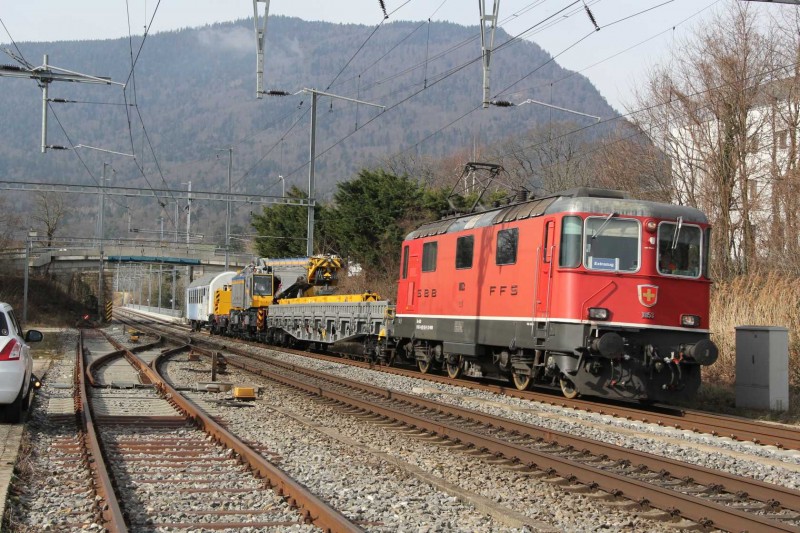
[76,330,128,532]
[100,326,362,533]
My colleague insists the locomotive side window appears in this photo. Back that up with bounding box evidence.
[402,246,409,279]
[456,236,474,269]
[703,228,711,278]
[584,217,639,272]
[422,241,438,272]
[657,222,702,277]
[496,228,518,265]
[559,216,582,268]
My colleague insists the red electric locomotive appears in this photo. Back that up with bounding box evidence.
[391,187,718,402]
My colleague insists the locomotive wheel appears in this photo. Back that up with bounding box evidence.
[512,372,531,391]
[418,358,432,374]
[446,357,462,379]
[559,377,579,399]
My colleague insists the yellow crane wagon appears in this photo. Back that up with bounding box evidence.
[210,255,393,361]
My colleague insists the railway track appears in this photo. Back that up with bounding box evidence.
[118,312,800,532]
[120,307,800,452]
[75,327,361,532]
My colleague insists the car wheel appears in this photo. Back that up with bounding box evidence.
[3,385,26,423]
[21,382,31,411]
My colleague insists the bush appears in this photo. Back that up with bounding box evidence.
[708,273,800,388]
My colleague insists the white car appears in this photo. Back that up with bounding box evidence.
[0,302,42,423]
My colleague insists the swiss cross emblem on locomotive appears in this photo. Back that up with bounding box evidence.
[638,285,658,307]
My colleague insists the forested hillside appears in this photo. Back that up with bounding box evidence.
[0,16,617,242]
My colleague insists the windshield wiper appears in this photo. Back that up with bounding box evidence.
[671,216,683,250]
[591,212,617,240]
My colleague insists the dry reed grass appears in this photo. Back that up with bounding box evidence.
[708,273,800,388]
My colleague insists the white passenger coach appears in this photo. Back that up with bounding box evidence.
[185,271,236,331]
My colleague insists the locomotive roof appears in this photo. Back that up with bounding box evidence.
[406,188,708,239]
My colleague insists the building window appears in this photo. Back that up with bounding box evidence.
[748,135,759,153]
[496,228,518,266]
[776,129,788,150]
[422,241,437,272]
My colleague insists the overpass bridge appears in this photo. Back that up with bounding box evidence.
[3,243,252,321]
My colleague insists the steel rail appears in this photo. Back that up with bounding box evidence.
[76,330,128,532]
[118,310,800,450]
[243,354,800,513]
[100,327,363,533]
[119,313,800,531]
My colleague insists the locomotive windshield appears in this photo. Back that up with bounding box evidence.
[584,217,640,272]
[657,222,701,277]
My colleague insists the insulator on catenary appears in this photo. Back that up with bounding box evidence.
[584,4,600,32]
[378,0,388,19]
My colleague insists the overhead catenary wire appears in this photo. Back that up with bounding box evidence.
[294,0,719,186]
[0,16,32,68]
[274,1,590,182]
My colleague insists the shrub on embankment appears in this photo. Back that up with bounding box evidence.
[708,273,800,392]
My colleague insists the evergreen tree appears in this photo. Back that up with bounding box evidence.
[250,186,322,258]
[323,169,447,272]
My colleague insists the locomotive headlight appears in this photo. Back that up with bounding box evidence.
[680,314,700,327]
[588,307,609,320]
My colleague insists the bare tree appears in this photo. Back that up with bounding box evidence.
[30,192,68,247]
[763,8,800,271]
[0,197,21,250]
[629,3,783,278]
[489,121,592,195]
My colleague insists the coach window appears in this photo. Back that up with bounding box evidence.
[496,228,518,265]
[422,241,438,272]
[657,221,701,278]
[402,245,409,279]
[584,217,639,272]
[559,216,582,267]
[456,235,474,269]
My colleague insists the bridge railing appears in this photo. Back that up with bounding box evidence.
[126,304,184,319]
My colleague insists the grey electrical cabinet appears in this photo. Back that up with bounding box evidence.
[734,326,789,411]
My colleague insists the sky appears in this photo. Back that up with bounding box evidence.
[0,0,795,112]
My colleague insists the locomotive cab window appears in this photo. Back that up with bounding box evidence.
[252,275,273,296]
[559,216,582,268]
[496,228,518,265]
[584,217,639,272]
[456,236,474,269]
[422,241,438,272]
[658,221,702,278]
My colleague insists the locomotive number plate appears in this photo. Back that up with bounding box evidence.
[642,312,655,319]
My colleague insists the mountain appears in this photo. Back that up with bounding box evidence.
[0,16,618,243]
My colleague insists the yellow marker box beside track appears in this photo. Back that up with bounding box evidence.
[233,386,257,401]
